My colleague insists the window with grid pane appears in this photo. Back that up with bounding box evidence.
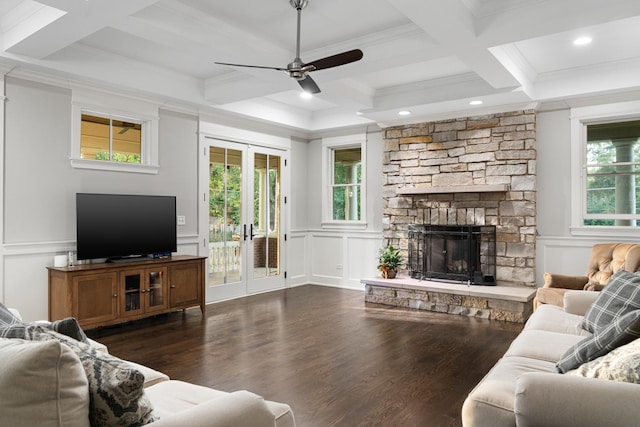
[584,120,640,227]
[332,147,362,221]
[80,114,142,163]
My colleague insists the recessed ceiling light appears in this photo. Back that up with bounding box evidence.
[398,110,411,116]
[300,91,313,99]
[356,111,364,116]
[469,100,483,106]
[573,36,592,46]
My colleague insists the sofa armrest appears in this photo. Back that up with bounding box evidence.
[543,272,589,290]
[149,390,285,427]
[515,372,640,427]
[563,290,599,316]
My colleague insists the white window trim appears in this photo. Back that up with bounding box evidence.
[70,89,160,174]
[321,134,367,229]
[570,101,640,237]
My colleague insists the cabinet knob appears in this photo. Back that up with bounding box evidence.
[170,284,176,288]
[141,289,146,293]
[113,294,118,298]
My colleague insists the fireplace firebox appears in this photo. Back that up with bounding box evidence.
[408,224,496,285]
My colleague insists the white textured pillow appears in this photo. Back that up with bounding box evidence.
[0,338,90,427]
[567,338,640,383]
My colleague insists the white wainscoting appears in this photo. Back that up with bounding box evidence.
[286,232,307,287]
[535,235,640,286]
[1,236,200,322]
[308,229,382,290]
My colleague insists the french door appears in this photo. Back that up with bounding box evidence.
[202,138,286,302]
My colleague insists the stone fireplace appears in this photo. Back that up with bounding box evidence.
[382,110,536,288]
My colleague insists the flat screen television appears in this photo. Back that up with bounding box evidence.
[76,193,177,262]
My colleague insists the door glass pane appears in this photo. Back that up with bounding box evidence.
[253,153,280,279]
[209,147,242,285]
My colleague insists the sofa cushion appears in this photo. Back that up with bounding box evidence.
[462,356,557,427]
[523,304,590,336]
[29,327,158,426]
[504,330,585,363]
[567,337,640,383]
[0,337,90,427]
[582,269,640,334]
[557,309,640,373]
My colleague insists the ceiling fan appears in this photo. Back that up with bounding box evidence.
[214,0,363,95]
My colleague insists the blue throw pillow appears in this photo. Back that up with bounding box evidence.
[581,269,640,334]
[558,309,640,373]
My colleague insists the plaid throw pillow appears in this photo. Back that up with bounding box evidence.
[582,270,640,334]
[0,301,88,343]
[0,302,20,326]
[557,309,640,373]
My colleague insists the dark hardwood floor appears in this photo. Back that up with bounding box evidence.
[88,285,522,427]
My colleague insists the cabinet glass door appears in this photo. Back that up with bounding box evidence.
[122,271,142,316]
[147,269,165,310]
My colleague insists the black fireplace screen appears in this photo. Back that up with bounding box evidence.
[408,224,496,285]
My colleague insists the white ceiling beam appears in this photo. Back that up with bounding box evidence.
[5,0,160,59]
[386,0,520,89]
[475,0,640,47]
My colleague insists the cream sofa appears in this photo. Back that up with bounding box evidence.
[0,308,295,427]
[462,290,640,427]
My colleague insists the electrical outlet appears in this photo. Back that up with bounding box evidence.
[177,215,186,226]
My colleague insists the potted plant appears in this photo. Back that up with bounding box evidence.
[377,245,403,279]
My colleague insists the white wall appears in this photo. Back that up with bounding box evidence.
[535,105,640,284]
[1,77,199,321]
[304,128,384,289]
[9,69,634,321]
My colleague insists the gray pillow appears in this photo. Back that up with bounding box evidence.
[0,316,89,343]
[0,301,88,343]
[558,309,640,373]
[27,327,158,426]
[0,302,20,326]
[581,269,640,334]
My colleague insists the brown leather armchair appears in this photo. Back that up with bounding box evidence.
[534,243,640,309]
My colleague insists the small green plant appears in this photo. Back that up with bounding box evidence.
[377,245,403,278]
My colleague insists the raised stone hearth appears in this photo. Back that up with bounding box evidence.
[362,277,535,323]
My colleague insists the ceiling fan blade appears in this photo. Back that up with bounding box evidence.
[298,75,320,94]
[215,61,287,71]
[306,49,363,72]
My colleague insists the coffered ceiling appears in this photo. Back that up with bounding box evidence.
[1,0,640,133]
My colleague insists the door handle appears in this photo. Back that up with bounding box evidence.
[250,224,256,240]
[243,224,248,241]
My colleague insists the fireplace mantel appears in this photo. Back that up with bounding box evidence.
[396,184,509,195]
